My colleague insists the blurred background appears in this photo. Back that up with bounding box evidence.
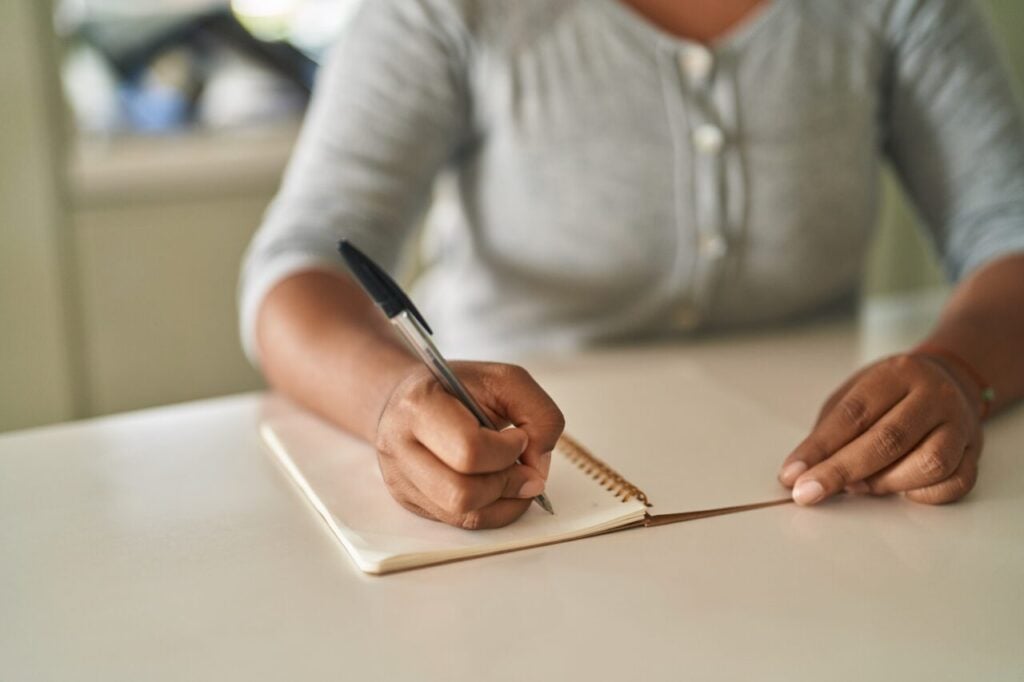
[1,0,1022,432]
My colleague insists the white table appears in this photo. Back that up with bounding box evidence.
[3,317,1023,681]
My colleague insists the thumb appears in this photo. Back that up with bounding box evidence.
[476,364,565,467]
[495,463,547,500]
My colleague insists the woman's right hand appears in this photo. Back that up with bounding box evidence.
[374,361,565,529]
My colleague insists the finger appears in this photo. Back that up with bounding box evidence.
[378,449,435,515]
[397,438,545,515]
[862,424,967,495]
[904,443,980,505]
[463,363,566,469]
[410,388,530,474]
[791,391,936,505]
[779,369,909,487]
[448,497,534,530]
[535,450,553,479]
[790,373,864,487]
[814,366,869,427]
[384,471,532,530]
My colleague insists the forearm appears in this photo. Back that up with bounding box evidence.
[255,270,420,441]
[919,252,1024,414]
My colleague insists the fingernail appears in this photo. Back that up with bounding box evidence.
[793,479,825,505]
[780,460,807,485]
[518,479,545,499]
[518,435,529,455]
[538,451,552,479]
[845,481,870,495]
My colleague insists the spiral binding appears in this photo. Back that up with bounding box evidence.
[557,433,652,507]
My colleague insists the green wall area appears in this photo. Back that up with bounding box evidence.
[865,0,1024,295]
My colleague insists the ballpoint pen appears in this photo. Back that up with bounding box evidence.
[338,239,555,515]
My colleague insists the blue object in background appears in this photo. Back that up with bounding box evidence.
[118,79,190,133]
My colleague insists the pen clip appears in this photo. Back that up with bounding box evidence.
[337,239,433,335]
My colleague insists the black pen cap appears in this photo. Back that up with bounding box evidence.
[337,239,433,334]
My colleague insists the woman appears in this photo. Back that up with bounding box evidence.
[239,0,1024,529]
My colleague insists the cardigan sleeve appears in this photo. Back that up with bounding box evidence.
[237,0,473,364]
[883,0,1024,281]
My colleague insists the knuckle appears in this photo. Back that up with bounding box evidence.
[457,510,488,531]
[442,481,476,514]
[374,431,400,461]
[838,395,870,431]
[491,363,534,389]
[503,363,530,382]
[829,458,854,486]
[948,475,974,501]
[915,448,956,481]
[871,423,907,463]
[489,363,517,380]
[549,405,567,433]
[374,413,414,456]
[891,354,915,372]
[915,469,977,505]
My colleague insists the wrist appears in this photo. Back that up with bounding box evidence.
[910,342,995,421]
[371,353,424,431]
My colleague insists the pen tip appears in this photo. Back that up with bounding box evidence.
[536,494,555,515]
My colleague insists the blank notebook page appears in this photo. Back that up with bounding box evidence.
[533,362,803,511]
[262,412,649,574]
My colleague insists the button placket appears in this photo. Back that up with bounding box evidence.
[657,41,735,332]
[682,44,730,324]
[692,120,727,265]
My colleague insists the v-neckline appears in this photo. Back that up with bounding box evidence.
[597,0,787,53]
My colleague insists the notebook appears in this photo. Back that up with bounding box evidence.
[261,363,803,574]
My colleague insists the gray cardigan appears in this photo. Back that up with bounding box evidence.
[239,0,1024,361]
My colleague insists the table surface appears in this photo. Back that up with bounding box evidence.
[3,314,1023,682]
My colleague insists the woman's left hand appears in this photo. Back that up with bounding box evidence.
[778,353,984,506]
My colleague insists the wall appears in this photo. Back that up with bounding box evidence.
[68,129,295,416]
[0,0,78,430]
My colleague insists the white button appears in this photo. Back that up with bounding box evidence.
[699,232,727,258]
[679,45,713,83]
[693,124,724,155]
